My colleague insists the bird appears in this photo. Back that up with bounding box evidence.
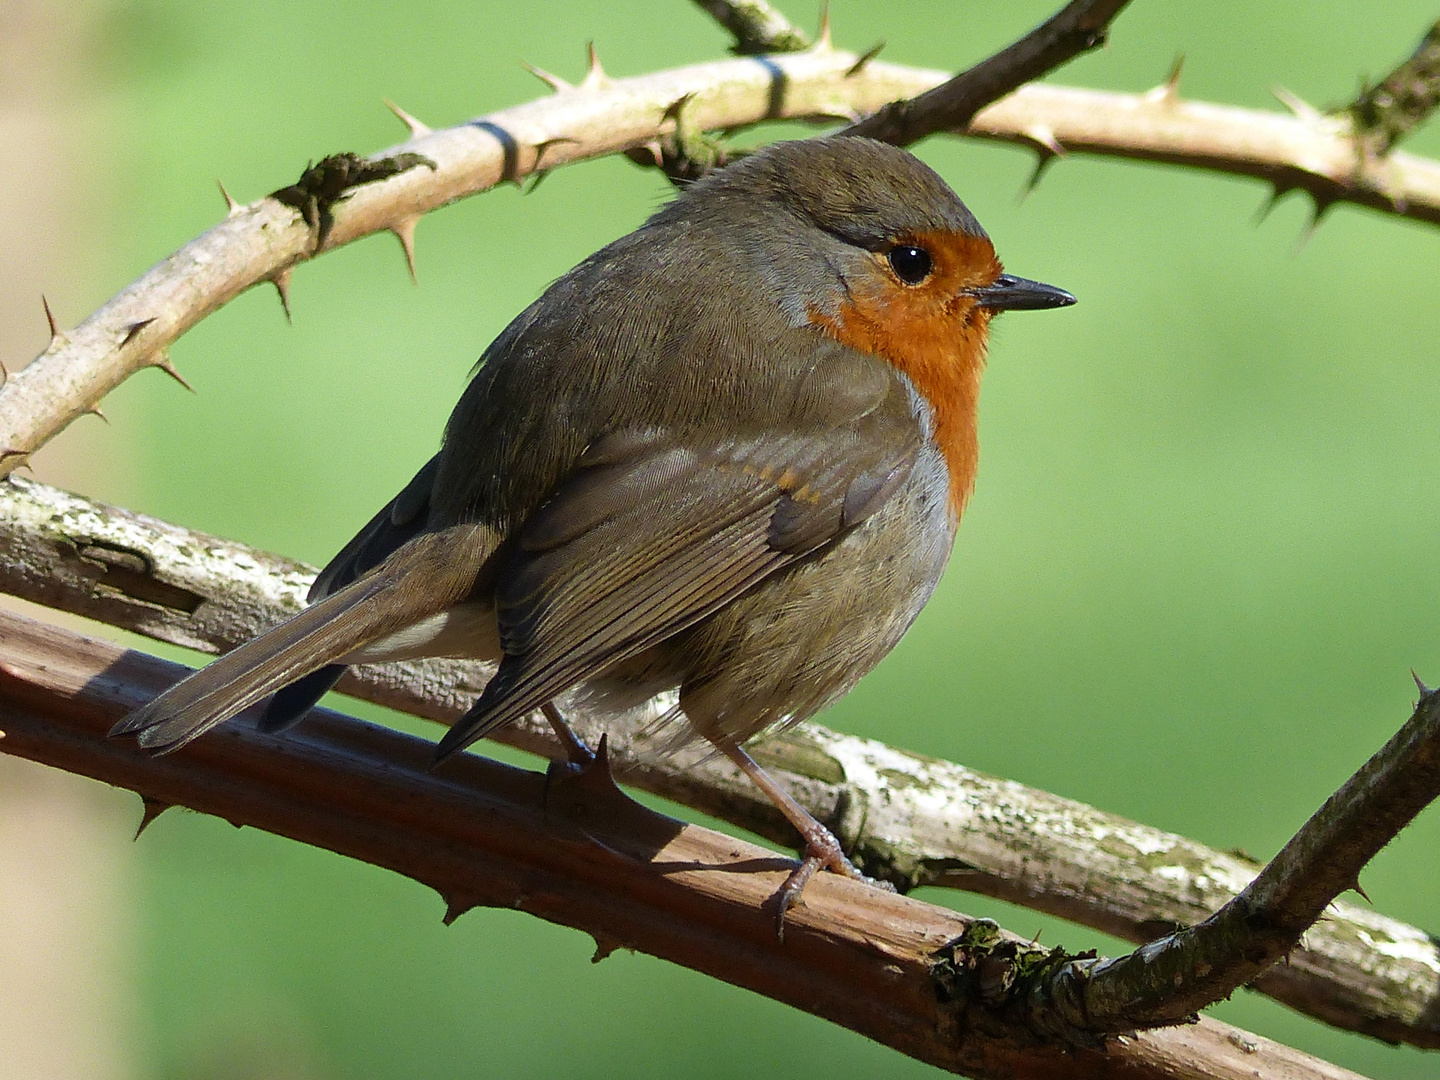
[112,135,1074,923]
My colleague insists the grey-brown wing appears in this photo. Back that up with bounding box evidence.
[432,409,921,760]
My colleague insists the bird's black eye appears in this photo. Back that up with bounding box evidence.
[887,245,932,285]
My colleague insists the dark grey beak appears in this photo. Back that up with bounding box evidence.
[971,274,1075,312]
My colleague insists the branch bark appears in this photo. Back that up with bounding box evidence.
[3,49,1440,476]
[0,607,1374,1080]
[842,0,1131,146]
[4,474,1438,1049]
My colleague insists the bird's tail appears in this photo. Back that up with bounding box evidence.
[111,523,496,752]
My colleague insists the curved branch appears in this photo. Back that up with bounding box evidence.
[3,475,1437,1049]
[4,49,1440,476]
[0,608,1376,1080]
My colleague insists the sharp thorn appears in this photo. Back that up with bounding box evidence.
[384,98,432,138]
[844,40,885,78]
[271,268,293,323]
[1145,53,1185,104]
[579,41,610,91]
[134,796,172,839]
[42,295,67,350]
[120,317,155,349]
[391,216,419,284]
[1352,879,1372,904]
[217,179,241,216]
[623,140,665,169]
[0,446,32,464]
[813,2,832,52]
[532,136,578,173]
[0,359,7,390]
[1293,193,1335,252]
[520,60,573,93]
[442,893,480,926]
[590,932,623,964]
[153,351,194,393]
[1272,85,1322,122]
[85,403,108,423]
[1413,669,1433,698]
[1025,124,1065,159]
[524,168,551,195]
[1020,151,1059,200]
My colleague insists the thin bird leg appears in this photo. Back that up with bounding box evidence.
[541,701,595,766]
[719,742,867,931]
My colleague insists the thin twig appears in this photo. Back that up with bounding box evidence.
[842,0,1132,146]
[1348,19,1440,157]
[0,608,1375,1080]
[1032,683,1440,1038]
[690,0,810,54]
[3,474,1438,1048]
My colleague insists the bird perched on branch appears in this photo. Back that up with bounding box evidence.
[114,136,1073,923]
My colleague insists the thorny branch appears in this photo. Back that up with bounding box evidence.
[2,475,1439,1050]
[1030,687,1440,1041]
[4,12,1440,475]
[0,609,1377,1080]
[842,0,1132,147]
[1348,19,1440,158]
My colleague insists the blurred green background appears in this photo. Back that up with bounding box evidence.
[9,0,1440,1077]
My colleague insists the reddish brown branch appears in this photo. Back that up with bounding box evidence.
[0,608,1372,1080]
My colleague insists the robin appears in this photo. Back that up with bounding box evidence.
[113,136,1073,921]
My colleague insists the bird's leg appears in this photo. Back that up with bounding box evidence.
[719,742,870,934]
[541,700,595,767]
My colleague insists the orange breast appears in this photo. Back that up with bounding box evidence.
[810,230,1001,519]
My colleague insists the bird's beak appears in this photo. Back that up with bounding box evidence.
[970,274,1075,312]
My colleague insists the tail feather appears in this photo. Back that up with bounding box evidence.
[112,522,498,753]
[112,575,391,752]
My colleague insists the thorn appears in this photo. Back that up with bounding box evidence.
[1144,54,1185,104]
[0,446,31,464]
[1293,192,1335,252]
[42,295,66,350]
[120,317,155,349]
[86,403,108,423]
[623,140,665,169]
[270,268,293,323]
[579,42,610,91]
[1018,126,1064,199]
[1352,879,1372,904]
[812,2,832,52]
[520,60,573,93]
[524,169,551,195]
[134,796,172,839]
[217,179,241,216]
[442,893,481,926]
[532,136,579,174]
[152,351,194,393]
[1272,85,1322,123]
[1254,181,1293,224]
[0,359,7,390]
[1413,669,1433,699]
[844,40,884,78]
[391,216,419,284]
[590,931,624,963]
[384,98,432,138]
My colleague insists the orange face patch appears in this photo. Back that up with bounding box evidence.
[809,229,1003,519]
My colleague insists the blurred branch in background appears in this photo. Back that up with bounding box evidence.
[0,607,1389,1080]
[1348,19,1440,158]
[0,3,138,1079]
